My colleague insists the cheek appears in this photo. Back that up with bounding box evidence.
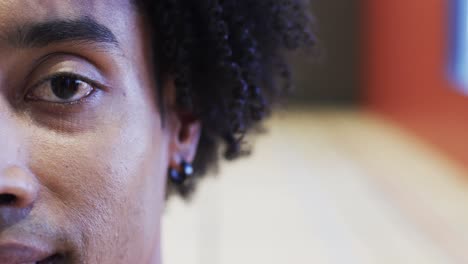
[28,111,167,261]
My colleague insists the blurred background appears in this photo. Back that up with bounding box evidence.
[163,1,468,263]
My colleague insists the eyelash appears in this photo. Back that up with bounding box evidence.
[26,72,102,105]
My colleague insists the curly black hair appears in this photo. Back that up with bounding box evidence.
[137,0,315,197]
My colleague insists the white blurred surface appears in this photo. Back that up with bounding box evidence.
[163,109,468,264]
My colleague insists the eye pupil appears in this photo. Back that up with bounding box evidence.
[51,76,80,100]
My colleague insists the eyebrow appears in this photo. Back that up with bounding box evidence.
[6,16,119,49]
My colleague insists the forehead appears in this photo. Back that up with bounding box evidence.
[0,0,135,32]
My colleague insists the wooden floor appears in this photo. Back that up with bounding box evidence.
[163,109,468,264]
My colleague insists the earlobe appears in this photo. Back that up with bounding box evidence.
[167,108,201,171]
[167,113,200,185]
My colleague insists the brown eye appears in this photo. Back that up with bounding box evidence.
[27,75,95,103]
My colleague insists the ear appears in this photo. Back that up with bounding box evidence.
[165,79,201,171]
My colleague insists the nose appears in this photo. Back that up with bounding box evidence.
[0,98,39,226]
[0,166,39,208]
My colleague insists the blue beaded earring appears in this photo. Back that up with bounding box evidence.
[168,160,194,185]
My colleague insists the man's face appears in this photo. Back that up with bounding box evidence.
[0,0,170,263]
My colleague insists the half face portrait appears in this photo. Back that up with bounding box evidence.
[0,0,312,263]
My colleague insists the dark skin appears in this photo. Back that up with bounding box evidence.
[0,0,200,263]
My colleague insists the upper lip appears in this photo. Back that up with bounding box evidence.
[0,241,56,264]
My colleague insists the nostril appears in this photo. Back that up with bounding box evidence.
[0,166,39,209]
[0,194,17,206]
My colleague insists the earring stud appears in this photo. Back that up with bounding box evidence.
[168,160,194,184]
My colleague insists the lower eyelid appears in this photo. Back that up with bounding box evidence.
[22,88,104,133]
